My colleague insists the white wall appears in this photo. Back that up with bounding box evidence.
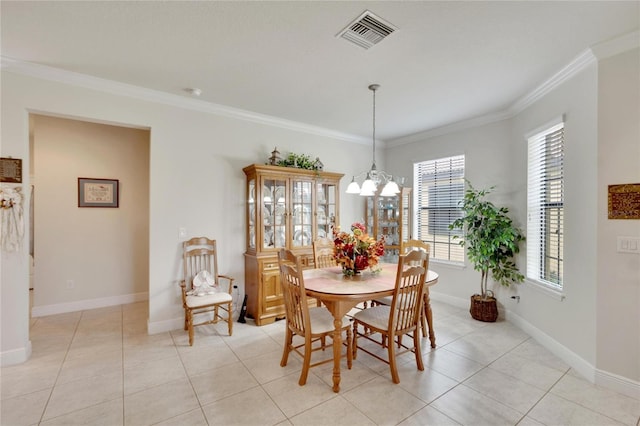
[0,69,372,364]
[31,115,150,314]
[596,47,640,382]
[510,62,599,372]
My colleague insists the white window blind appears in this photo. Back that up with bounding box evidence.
[527,123,564,288]
[414,155,465,263]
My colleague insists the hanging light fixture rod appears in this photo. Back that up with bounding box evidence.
[369,83,380,170]
[346,84,402,197]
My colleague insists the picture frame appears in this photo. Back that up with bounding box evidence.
[78,178,119,208]
[608,183,640,219]
[0,157,22,183]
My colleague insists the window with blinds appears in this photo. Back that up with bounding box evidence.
[414,155,465,263]
[527,122,564,289]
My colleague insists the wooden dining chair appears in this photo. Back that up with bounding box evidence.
[373,239,435,347]
[278,249,352,386]
[351,249,428,384]
[312,237,336,268]
[179,237,233,346]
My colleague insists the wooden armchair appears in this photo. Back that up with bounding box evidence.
[179,237,233,346]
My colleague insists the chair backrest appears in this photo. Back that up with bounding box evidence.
[183,237,219,291]
[278,249,310,337]
[313,237,336,269]
[401,240,430,266]
[401,240,430,255]
[389,249,429,334]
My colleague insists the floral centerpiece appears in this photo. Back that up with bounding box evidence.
[333,223,385,276]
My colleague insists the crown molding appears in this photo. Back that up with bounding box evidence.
[508,48,597,115]
[0,56,369,145]
[591,30,639,60]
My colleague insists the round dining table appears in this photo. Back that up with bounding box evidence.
[303,262,439,392]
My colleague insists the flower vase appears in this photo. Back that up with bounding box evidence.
[342,267,362,279]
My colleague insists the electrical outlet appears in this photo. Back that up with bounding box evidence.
[66,280,74,289]
[179,227,187,239]
[617,236,640,254]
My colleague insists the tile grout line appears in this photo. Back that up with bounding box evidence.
[37,311,83,425]
[170,329,212,425]
[542,369,638,426]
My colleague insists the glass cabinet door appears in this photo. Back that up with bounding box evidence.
[363,187,412,261]
[365,196,375,236]
[378,195,400,246]
[291,179,313,248]
[315,181,337,240]
[400,187,412,245]
[248,177,256,250]
[262,177,287,250]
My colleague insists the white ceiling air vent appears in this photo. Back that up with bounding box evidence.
[337,10,397,50]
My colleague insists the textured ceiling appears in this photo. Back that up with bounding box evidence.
[1,1,638,142]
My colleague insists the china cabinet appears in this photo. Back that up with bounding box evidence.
[364,187,412,262]
[243,164,343,325]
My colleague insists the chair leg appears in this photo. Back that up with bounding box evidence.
[299,338,312,386]
[184,309,189,331]
[387,333,400,384]
[280,328,293,367]
[421,310,427,338]
[227,302,233,336]
[352,323,358,360]
[346,327,353,369]
[187,310,194,346]
[413,329,424,371]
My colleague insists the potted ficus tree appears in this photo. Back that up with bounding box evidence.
[449,182,525,322]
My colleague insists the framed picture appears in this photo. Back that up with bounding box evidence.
[608,183,640,219]
[78,178,119,208]
[0,157,22,183]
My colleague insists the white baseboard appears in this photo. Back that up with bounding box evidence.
[0,340,32,367]
[505,310,595,381]
[31,292,148,317]
[146,310,239,335]
[431,290,640,400]
[595,368,640,400]
[147,316,183,335]
[429,291,469,310]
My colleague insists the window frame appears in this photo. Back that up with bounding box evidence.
[526,118,565,292]
[413,154,466,265]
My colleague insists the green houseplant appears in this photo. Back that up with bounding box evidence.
[449,182,525,321]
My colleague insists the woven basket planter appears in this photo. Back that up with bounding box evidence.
[469,293,498,322]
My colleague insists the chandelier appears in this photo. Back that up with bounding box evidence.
[346,84,401,197]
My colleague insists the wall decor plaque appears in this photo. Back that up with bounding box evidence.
[608,183,640,219]
[78,178,119,208]
[0,157,22,183]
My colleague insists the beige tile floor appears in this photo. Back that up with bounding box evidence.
[2,300,639,426]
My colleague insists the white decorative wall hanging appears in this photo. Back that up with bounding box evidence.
[1,186,24,252]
